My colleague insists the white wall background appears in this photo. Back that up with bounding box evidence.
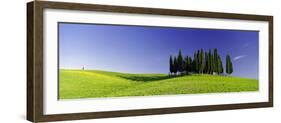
[0,0,280,122]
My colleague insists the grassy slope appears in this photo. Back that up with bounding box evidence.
[59,69,258,99]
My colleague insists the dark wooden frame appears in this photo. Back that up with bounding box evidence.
[27,1,273,122]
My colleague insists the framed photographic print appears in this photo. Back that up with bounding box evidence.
[27,1,273,122]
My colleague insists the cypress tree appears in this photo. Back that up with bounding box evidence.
[188,57,192,73]
[217,55,224,74]
[173,57,178,75]
[199,49,205,74]
[207,49,212,74]
[210,50,215,74]
[229,58,233,74]
[184,56,190,74]
[177,50,184,74]
[213,48,218,73]
[226,54,233,74]
[193,51,197,73]
[226,55,229,74]
[204,52,208,73]
[196,50,200,73]
[169,56,173,75]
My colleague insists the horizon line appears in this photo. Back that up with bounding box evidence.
[59,68,258,80]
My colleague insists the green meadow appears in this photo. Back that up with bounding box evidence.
[59,69,258,99]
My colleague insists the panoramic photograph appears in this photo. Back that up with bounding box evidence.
[58,23,259,99]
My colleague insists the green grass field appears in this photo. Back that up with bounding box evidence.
[59,69,258,99]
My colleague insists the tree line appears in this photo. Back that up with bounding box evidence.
[169,49,233,76]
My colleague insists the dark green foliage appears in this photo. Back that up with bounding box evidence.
[177,50,184,73]
[217,55,224,74]
[230,62,233,73]
[225,55,228,74]
[194,50,200,73]
[213,48,218,73]
[209,50,214,74]
[204,52,208,73]
[188,57,193,72]
[198,49,205,73]
[192,51,197,73]
[173,57,178,75]
[226,54,233,74]
[207,50,212,74]
[184,56,192,74]
[197,50,200,73]
[170,49,233,76]
[169,56,173,75]
[184,56,189,74]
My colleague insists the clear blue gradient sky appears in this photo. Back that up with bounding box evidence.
[59,23,259,79]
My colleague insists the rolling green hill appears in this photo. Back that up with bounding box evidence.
[59,69,258,99]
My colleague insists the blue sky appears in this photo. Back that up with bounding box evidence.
[59,23,259,79]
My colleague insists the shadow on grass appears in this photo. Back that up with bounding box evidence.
[118,75,171,82]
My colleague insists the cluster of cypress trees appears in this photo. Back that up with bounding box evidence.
[169,48,233,76]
